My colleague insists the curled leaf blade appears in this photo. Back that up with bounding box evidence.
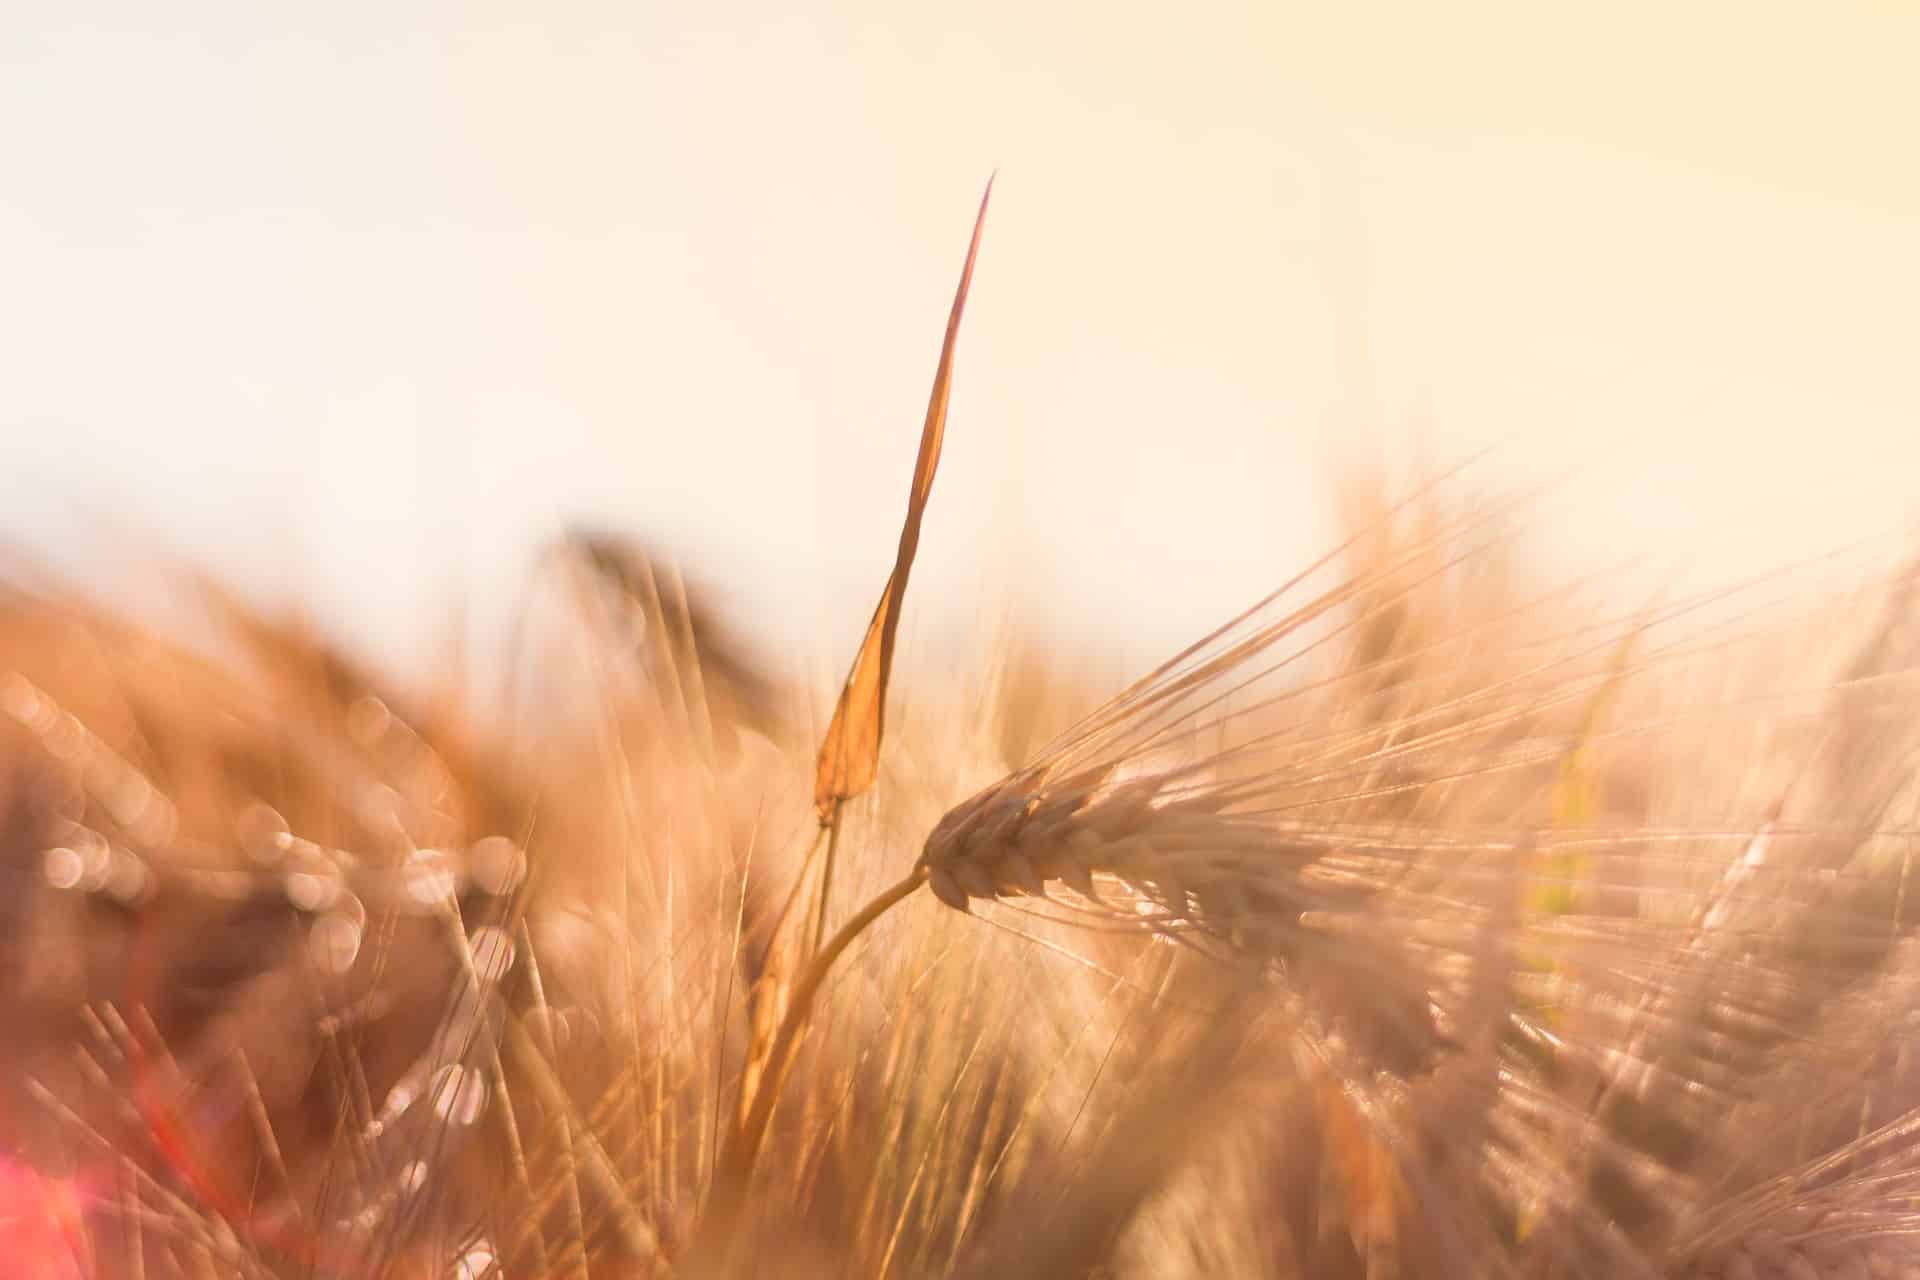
[813,178,993,820]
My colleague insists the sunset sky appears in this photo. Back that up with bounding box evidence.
[3,3,1916,681]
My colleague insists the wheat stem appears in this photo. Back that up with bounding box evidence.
[697,866,928,1260]
[809,801,847,958]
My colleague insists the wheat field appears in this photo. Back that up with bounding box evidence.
[5,191,1920,1280]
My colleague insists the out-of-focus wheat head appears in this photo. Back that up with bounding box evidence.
[0,540,785,1277]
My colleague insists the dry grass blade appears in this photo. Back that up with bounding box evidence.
[813,176,994,822]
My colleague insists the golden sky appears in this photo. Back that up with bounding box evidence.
[2,3,1915,675]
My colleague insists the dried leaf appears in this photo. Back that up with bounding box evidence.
[813,178,993,820]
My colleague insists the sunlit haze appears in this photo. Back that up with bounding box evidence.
[4,3,1916,684]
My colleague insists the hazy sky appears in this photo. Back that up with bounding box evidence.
[4,3,1916,683]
